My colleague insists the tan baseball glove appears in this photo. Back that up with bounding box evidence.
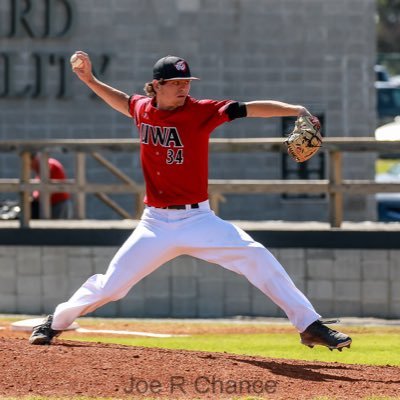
[284,115,322,163]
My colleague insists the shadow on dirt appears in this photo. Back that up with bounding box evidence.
[231,357,399,384]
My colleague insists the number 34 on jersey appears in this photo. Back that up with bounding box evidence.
[166,148,184,164]
[140,123,185,165]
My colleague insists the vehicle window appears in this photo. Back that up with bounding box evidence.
[393,89,400,107]
[378,89,393,107]
[377,88,400,108]
[376,70,389,81]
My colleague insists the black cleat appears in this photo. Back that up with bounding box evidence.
[29,315,61,345]
[300,319,352,351]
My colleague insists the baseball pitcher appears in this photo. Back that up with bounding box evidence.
[29,53,351,351]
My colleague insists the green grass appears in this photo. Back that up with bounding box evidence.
[375,158,399,174]
[68,329,400,366]
[2,315,399,366]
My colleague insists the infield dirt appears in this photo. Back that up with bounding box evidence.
[0,326,399,400]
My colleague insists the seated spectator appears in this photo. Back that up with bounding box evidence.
[30,153,73,219]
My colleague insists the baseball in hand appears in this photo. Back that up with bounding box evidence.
[70,54,84,68]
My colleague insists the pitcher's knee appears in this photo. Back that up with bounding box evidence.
[101,282,131,302]
[81,274,124,303]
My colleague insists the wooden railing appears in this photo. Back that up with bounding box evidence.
[0,138,399,228]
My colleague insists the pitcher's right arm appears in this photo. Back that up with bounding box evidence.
[71,51,131,117]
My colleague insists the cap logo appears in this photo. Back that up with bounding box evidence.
[175,60,187,71]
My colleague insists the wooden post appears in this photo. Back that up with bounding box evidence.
[75,152,86,219]
[329,151,343,227]
[95,193,132,219]
[209,193,226,215]
[39,152,51,219]
[91,151,143,219]
[19,151,31,228]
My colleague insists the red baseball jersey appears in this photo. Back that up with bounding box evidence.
[129,95,234,207]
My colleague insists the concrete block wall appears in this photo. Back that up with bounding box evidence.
[1,245,399,319]
[0,0,377,221]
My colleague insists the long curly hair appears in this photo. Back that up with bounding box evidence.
[143,79,165,98]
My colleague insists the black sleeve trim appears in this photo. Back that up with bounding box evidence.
[225,101,247,120]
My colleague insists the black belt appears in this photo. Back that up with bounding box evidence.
[162,203,199,210]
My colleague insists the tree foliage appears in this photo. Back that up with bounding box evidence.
[377,0,400,52]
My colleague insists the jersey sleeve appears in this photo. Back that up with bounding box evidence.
[199,99,234,117]
[128,94,146,119]
[196,99,236,134]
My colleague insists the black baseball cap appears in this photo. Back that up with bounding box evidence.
[153,56,199,81]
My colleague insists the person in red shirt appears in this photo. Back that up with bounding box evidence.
[30,153,73,219]
[30,52,351,351]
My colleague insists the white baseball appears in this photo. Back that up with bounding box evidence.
[70,54,84,68]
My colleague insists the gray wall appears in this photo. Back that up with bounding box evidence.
[1,245,399,319]
[0,0,377,221]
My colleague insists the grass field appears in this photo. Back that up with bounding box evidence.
[69,328,400,367]
[2,315,400,366]
[1,315,399,366]
[375,158,399,174]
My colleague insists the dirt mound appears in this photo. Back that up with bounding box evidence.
[0,337,399,399]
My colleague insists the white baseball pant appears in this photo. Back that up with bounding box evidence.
[52,200,320,332]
